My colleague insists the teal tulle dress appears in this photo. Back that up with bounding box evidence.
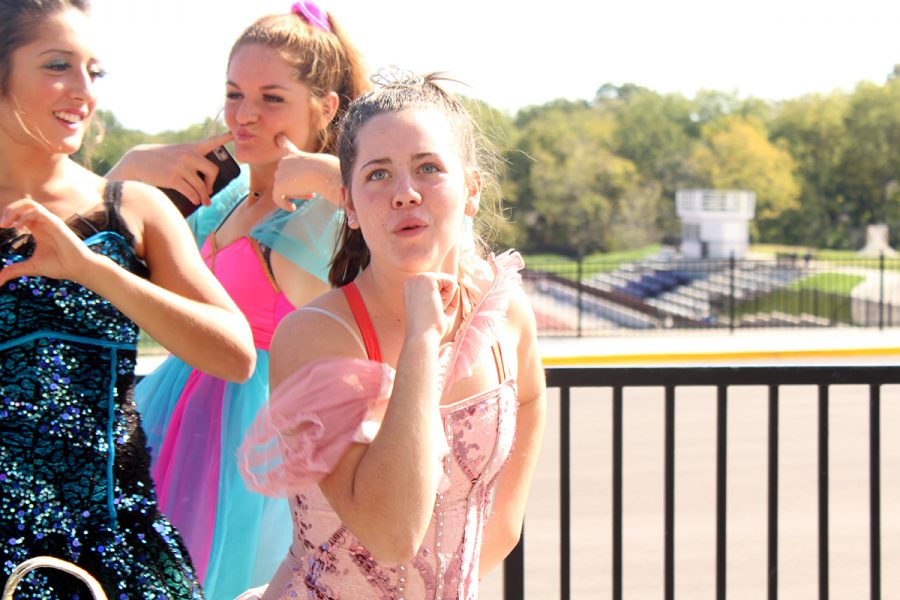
[135,173,342,600]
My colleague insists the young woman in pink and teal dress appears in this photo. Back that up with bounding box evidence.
[109,3,369,598]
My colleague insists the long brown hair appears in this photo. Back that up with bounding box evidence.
[0,0,90,96]
[329,73,501,287]
[228,9,369,155]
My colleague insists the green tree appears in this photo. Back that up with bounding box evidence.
[691,89,771,130]
[73,110,147,174]
[595,85,700,241]
[770,92,851,247]
[600,86,696,184]
[459,96,518,248]
[74,112,227,175]
[508,101,603,252]
[509,100,658,254]
[838,79,900,246]
[689,115,800,241]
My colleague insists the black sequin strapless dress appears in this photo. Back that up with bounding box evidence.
[0,183,204,599]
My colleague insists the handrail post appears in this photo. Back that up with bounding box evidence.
[879,253,884,330]
[576,255,584,338]
[561,386,572,600]
[729,253,736,333]
[716,385,728,600]
[665,386,675,600]
[503,531,525,600]
[613,386,623,600]
[768,385,779,600]
[818,384,830,600]
[870,384,881,600]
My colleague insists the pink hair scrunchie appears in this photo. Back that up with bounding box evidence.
[291,0,333,33]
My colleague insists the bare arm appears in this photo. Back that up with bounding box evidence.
[106,132,234,208]
[479,289,547,575]
[0,183,255,382]
[120,181,255,380]
[269,274,458,563]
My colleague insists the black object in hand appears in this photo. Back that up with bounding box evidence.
[160,146,241,217]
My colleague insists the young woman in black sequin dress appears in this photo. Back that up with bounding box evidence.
[0,1,256,597]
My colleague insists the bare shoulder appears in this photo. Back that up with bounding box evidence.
[270,287,364,377]
[504,281,545,405]
[115,179,179,221]
[113,180,192,256]
[505,282,538,340]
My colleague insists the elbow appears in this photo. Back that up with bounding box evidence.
[231,353,257,383]
[338,472,438,563]
[498,522,523,559]
[226,347,257,382]
[212,338,257,382]
[365,534,423,565]
[491,516,524,562]
[354,517,430,564]
[222,322,257,382]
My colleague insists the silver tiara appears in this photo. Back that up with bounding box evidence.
[370,66,424,88]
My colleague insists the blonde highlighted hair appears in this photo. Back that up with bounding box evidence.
[229,10,369,155]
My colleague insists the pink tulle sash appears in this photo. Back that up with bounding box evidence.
[240,358,393,496]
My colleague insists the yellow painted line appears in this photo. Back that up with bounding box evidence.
[541,345,900,366]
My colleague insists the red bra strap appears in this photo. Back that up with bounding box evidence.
[490,342,507,383]
[341,282,382,362]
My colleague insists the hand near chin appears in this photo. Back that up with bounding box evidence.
[403,272,460,341]
[0,199,99,287]
[272,133,341,211]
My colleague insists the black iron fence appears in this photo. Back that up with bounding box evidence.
[525,254,900,336]
[502,364,900,600]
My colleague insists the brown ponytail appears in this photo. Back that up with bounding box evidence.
[328,226,369,287]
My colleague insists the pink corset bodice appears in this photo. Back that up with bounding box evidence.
[201,236,294,350]
[270,380,518,600]
[238,250,527,600]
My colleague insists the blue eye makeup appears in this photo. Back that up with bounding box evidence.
[45,60,70,72]
[43,59,106,80]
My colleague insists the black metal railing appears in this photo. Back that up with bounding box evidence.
[502,365,900,600]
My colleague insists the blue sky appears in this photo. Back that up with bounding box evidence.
[90,0,899,134]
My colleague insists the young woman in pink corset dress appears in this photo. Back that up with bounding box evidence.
[237,72,547,600]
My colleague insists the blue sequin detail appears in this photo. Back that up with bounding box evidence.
[1,204,204,599]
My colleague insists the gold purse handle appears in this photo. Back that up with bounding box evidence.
[2,556,108,600]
